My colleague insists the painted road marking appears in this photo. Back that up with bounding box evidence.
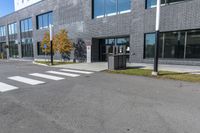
[60,69,93,74]
[8,76,45,85]
[46,71,80,77]
[0,82,18,92]
[30,73,65,81]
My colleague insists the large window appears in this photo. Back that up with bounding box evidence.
[93,0,131,18]
[163,32,185,58]
[144,29,200,59]
[8,23,17,35]
[21,38,33,57]
[0,26,6,37]
[146,0,185,9]
[9,40,19,58]
[20,18,32,32]
[186,30,200,58]
[36,12,53,29]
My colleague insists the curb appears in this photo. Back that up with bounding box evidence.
[32,61,49,67]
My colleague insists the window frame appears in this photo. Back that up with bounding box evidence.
[92,0,131,19]
[36,11,53,30]
[144,29,200,60]
[20,17,33,33]
[0,26,6,37]
[145,0,186,9]
[8,22,17,35]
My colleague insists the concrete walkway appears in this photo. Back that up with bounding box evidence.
[53,62,108,72]
[53,62,200,74]
[128,63,200,74]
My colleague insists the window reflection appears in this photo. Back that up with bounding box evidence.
[0,26,6,37]
[20,18,32,33]
[37,12,53,29]
[118,0,131,14]
[8,23,17,35]
[186,30,200,58]
[106,0,117,16]
[146,0,185,9]
[93,0,104,18]
[93,0,131,18]
[145,29,200,59]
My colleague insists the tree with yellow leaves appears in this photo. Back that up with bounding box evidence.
[41,32,56,55]
[54,29,73,60]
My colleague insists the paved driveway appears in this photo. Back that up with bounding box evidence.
[0,60,200,133]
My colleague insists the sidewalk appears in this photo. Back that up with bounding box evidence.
[128,63,200,74]
[53,62,108,72]
[52,62,200,74]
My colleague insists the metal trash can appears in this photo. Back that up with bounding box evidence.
[108,54,126,70]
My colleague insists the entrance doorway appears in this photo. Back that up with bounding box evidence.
[98,37,130,62]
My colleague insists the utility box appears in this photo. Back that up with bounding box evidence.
[108,45,127,70]
[108,54,127,70]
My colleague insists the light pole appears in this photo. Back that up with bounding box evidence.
[49,24,53,65]
[152,0,161,76]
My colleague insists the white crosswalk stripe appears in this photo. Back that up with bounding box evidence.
[30,73,65,81]
[60,69,93,74]
[46,71,80,77]
[0,82,18,92]
[8,76,45,85]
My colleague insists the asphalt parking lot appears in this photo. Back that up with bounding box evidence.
[0,60,200,133]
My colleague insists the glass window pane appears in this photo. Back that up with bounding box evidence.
[38,16,43,29]
[43,14,48,28]
[117,37,129,45]
[146,0,156,8]
[3,27,5,36]
[106,0,117,16]
[11,24,13,34]
[21,21,24,32]
[186,30,200,58]
[14,23,17,34]
[8,25,11,35]
[49,12,53,26]
[28,18,32,31]
[146,0,166,9]
[118,0,131,13]
[164,32,185,58]
[145,33,155,58]
[93,0,104,18]
[106,38,115,45]
[159,33,164,58]
[24,19,28,32]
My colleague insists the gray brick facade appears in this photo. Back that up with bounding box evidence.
[0,0,200,65]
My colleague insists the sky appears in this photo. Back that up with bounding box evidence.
[0,0,14,17]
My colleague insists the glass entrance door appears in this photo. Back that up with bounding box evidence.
[98,37,130,62]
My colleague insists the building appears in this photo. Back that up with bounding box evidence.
[14,0,42,11]
[0,0,200,65]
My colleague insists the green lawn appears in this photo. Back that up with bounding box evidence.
[108,68,200,83]
[35,61,76,66]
